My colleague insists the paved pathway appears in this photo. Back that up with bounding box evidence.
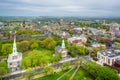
[70,65,80,80]
[57,66,76,80]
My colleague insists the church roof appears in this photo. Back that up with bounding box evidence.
[55,46,61,51]
[99,49,120,58]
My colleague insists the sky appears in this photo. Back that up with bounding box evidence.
[0,0,120,17]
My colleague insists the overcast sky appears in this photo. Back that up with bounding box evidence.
[0,0,120,17]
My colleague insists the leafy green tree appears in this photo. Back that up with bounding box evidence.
[4,32,10,36]
[43,37,56,50]
[82,61,120,80]
[22,50,50,68]
[96,66,120,80]
[25,68,35,80]
[22,57,31,68]
[43,67,55,75]
[0,34,3,38]
[79,57,83,65]
[0,62,8,79]
[76,45,89,55]
[99,39,105,44]
[0,67,6,80]
[53,52,62,62]
[17,29,41,35]
[16,42,20,52]
[61,62,71,70]
[30,42,39,50]
[67,44,79,57]
[1,44,12,56]
[19,41,30,52]
[0,43,2,55]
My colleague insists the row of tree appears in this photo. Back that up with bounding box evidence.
[0,62,8,79]
[81,61,120,80]
[0,37,57,56]
[67,44,89,57]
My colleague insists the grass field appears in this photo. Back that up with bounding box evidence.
[60,68,76,80]
[73,68,94,80]
[35,67,94,80]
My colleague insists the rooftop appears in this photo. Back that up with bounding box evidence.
[99,49,120,58]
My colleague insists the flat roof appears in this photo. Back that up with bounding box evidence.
[99,49,120,58]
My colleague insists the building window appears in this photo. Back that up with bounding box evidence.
[12,55,18,60]
[112,59,114,64]
[97,54,100,58]
[10,63,12,65]
[108,59,110,64]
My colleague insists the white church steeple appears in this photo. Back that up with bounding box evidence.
[7,31,22,72]
[12,36,17,54]
[61,39,65,49]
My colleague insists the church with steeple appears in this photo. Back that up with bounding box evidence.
[7,34,22,72]
[55,39,68,58]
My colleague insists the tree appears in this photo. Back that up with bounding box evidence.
[96,66,120,80]
[0,67,6,80]
[0,62,8,80]
[90,45,106,56]
[43,67,55,75]
[0,34,3,38]
[112,42,120,49]
[22,50,50,68]
[19,41,30,52]
[0,43,2,56]
[99,39,105,44]
[89,47,99,56]
[22,57,31,68]
[76,45,89,55]
[43,37,56,50]
[67,44,79,57]
[82,61,120,80]
[99,45,106,50]
[4,32,10,37]
[53,52,62,62]
[30,42,39,50]
[1,44,12,56]
[17,29,41,35]
[61,62,71,70]
[79,57,83,65]
[25,68,35,80]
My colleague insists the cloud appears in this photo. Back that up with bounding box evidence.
[0,0,120,17]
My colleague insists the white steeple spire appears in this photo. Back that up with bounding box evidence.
[61,39,65,49]
[12,34,17,54]
[62,32,66,38]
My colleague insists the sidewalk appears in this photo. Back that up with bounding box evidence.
[3,69,26,78]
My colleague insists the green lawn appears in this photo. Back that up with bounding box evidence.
[34,67,94,80]
[73,68,94,80]
[34,70,69,80]
[60,68,76,80]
